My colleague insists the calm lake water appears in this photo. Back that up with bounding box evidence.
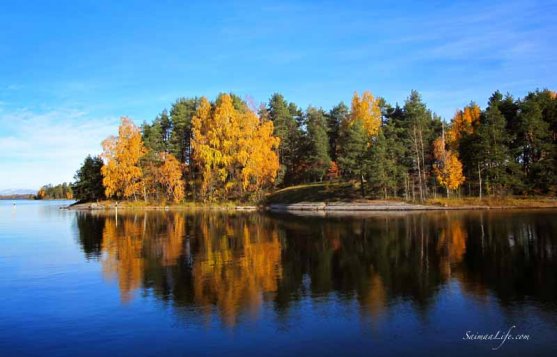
[1,200,556,356]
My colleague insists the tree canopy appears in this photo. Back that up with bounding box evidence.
[71,88,557,203]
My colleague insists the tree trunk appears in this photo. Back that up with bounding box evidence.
[143,183,147,202]
[413,126,424,202]
[412,178,416,202]
[478,163,482,200]
[404,174,408,200]
[418,125,428,198]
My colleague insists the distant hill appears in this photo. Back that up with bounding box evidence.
[0,189,37,200]
[0,189,37,195]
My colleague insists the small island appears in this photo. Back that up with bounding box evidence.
[54,90,556,211]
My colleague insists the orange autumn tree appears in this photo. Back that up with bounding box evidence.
[326,161,340,181]
[431,103,477,198]
[238,110,280,195]
[101,117,147,200]
[192,94,280,201]
[156,153,185,203]
[349,91,382,137]
[433,127,465,196]
[447,103,481,145]
[37,187,47,199]
[191,96,232,199]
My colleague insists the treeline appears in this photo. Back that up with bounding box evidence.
[36,183,73,200]
[0,194,34,200]
[72,89,557,203]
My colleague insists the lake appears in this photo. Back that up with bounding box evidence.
[1,200,556,356]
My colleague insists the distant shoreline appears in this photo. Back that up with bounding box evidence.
[0,195,35,200]
[0,197,74,201]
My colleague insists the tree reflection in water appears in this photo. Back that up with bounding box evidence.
[74,210,557,326]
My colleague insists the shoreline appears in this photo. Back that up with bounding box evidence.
[65,201,259,211]
[65,200,557,212]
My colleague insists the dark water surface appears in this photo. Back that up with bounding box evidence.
[1,200,556,356]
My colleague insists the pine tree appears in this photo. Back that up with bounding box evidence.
[473,105,521,196]
[327,102,348,161]
[305,107,331,182]
[338,119,369,196]
[72,155,105,202]
[382,104,412,198]
[403,91,437,200]
[518,91,557,193]
[368,130,395,198]
[267,93,303,185]
[170,98,199,164]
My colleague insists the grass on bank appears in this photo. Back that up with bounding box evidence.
[264,182,405,204]
[265,182,363,204]
[265,182,557,207]
[425,196,557,208]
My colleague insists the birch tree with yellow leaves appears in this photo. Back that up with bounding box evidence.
[156,153,185,203]
[192,94,280,201]
[101,117,147,200]
[349,91,382,137]
[433,125,465,197]
[447,103,481,145]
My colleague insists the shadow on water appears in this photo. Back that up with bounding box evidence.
[73,209,557,327]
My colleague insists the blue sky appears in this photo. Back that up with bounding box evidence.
[1,0,556,190]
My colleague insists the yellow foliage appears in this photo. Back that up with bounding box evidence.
[433,135,465,191]
[192,94,280,201]
[447,104,481,145]
[432,136,446,161]
[156,153,185,203]
[37,188,46,199]
[349,91,382,137]
[434,150,465,191]
[101,118,147,199]
[239,115,280,192]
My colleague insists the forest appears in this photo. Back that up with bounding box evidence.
[70,89,557,203]
[36,183,73,200]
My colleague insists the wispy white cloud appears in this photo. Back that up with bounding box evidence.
[0,108,119,190]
